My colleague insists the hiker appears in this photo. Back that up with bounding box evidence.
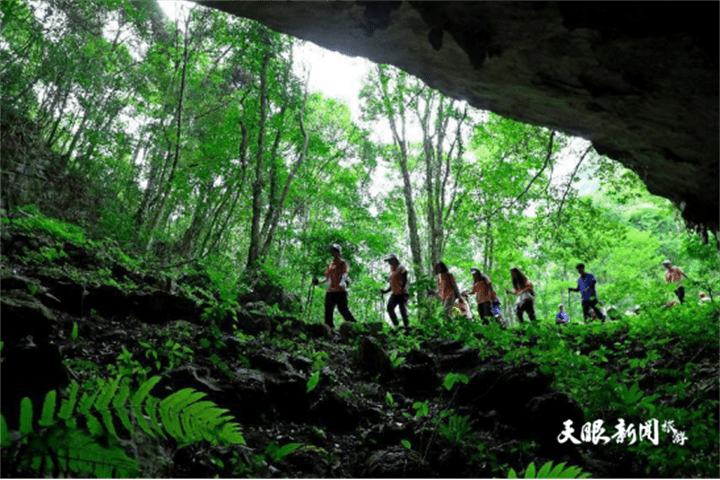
[698,292,712,306]
[662,259,689,304]
[380,253,410,330]
[312,244,357,329]
[453,296,472,320]
[463,267,496,324]
[556,304,569,325]
[434,261,461,320]
[505,267,536,323]
[568,263,606,323]
[491,298,506,328]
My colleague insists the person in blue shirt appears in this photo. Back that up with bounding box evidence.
[568,263,606,323]
[555,303,569,325]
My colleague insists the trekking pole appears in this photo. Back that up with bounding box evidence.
[380,291,386,324]
[306,278,317,322]
[304,281,312,321]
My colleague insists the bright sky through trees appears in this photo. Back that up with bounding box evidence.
[156,1,599,204]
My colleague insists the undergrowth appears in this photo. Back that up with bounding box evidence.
[0,376,245,477]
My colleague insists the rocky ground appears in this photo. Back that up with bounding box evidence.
[1,224,716,478]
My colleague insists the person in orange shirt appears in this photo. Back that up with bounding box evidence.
[505,267,536,323]
[380,253,410,330]
[313,244,357,329]
[453,297,472,320]
[463,267,496,323]
[662,259,690,304]
[434,261,460,320]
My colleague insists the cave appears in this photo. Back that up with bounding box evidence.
[199,1,719,236]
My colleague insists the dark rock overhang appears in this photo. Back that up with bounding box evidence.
[198,1,719,234]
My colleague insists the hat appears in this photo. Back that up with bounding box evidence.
[700,292,707,298]
[558,303,564,308]
[384,253,399,262]
[662,259,672,265]
[470,267,480,274]
[328,244,342,254]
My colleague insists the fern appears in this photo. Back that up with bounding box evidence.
[0,375,245,477]
[508,461,591,479]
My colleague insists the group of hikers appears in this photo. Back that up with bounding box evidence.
[310,244,699,331]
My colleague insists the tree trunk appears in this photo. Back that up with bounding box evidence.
[376,66,424,278]
[246,51,271,270]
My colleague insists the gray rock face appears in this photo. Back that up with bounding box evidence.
[199,1,718,234]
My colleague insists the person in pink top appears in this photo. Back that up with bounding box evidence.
[463,267,496,323]
[505,267,536,323]
[662,259,690,304]
[434,261,460,320]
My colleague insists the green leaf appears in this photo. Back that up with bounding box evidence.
[112,378,133,434]
[306,371,320,393]
[39,390,57,427]
[269,442,302,462]
[144,396,166,439]
[401,439,411,450]
[19,397,33,435]
[509,467,518,479]
[537,461,553,478]
[71,322,79,341]
[1,415,10,446]
[525,462,536,478]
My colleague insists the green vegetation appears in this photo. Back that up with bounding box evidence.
[1,0,717,478]
[0,377,245,477]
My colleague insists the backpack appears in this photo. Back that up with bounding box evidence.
[338,260,351,289]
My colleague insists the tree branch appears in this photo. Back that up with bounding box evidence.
[555,144,592,223]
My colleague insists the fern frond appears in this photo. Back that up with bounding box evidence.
[1,375,245,478]
[509,460,591,479]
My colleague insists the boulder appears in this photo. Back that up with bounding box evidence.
[227,368,270,422]
[133,290,201,324]
[305,322,332,340]
[365,446,433,478]
[265,371,310,421]
[436,346,481,373]
[85,283,131,318]
[525,391,585,453]
[0,273,33,291]
[457,361,554,421]
[396,363,440,400]
[357,337,392,381]
[309,389,361,432]
[0,290,56,342]
[248,351,293,375]
[44,276,86,317]
[235,312,272,336]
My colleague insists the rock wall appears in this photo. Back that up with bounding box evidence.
[199,1,719,234]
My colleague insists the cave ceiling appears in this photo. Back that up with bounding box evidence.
[198,1,719,234]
